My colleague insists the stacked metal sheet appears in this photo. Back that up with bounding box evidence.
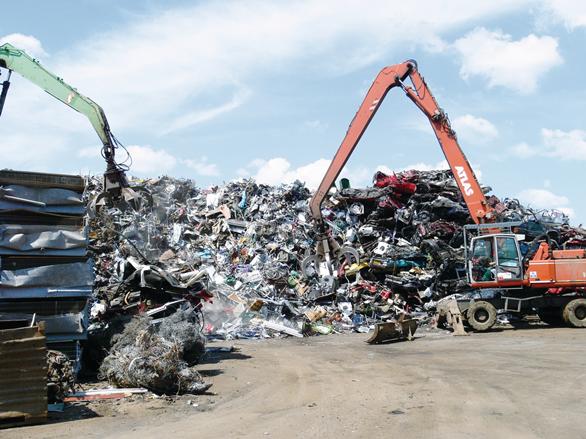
[0,170,92,368]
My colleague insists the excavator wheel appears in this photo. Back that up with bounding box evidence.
[537,307,563,326]
[465,301,497,332]
[562,298,586,328]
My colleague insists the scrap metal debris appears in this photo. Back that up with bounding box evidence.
[47,350,75,404]
[1,165,585,405]
[85,169,586,346]
[98,309,210,395]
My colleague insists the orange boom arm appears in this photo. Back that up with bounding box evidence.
[309,60,494,225]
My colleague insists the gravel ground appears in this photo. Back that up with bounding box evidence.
[5,325,586,439]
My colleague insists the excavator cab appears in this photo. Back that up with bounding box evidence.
[465,225,525,288]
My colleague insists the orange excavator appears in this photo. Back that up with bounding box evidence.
[306,60,586,331]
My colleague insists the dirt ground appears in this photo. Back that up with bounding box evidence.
[5,326,586,439]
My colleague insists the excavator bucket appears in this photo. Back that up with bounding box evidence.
[90,167,145,211]
[91,184,145,212]
[365,318,417,344]
[301,243,360,278]
[103,167,129,201]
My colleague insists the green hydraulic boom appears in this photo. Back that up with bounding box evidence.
[0,42,130,201]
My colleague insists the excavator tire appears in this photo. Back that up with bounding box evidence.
[562,298,586,328]
[466,301,497,332]
[537,307,564,326]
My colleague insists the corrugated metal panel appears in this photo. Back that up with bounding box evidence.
[0,286,93,299]
[0,326,47,429]
[0,170,85,191]
[0,211,84,226]
[0,170,91,372]
[0,201,85,215]
[0,297,87,315]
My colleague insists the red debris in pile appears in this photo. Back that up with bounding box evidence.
[373,171,417,194]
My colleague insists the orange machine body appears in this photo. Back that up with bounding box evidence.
[526,245,586,289]
[469,241,586,290]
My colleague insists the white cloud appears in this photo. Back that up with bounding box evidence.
[239,158,378,189]
[236,168,250,178]
[510,142,539,158]
[77,146,101,159]
[511,129,586,160]
[126,145,177,174]
[0,33,47,58]
[453,27,562,93]
[73,142,221,177]
[452,114,499,143]
[517,188,573,217]
[399,160,449,172]
[182,156,220,176]
[420,35,450,53]
[542,128,586,160]
[0,131,68,170]
[472,166,483,183]
[341,166,372,187]
[518,188,568,207]
[303,119,329,130]
[0,1,537,174]
[238,157,487,189]
[541,0,586,29]
[248,157,330,189]
[162,88,251,134]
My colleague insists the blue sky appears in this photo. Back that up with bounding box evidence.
[1,0,585,223]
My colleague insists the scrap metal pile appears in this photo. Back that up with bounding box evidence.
[86,169,585,351]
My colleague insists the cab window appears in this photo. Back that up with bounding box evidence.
[470,237,495,282]
[495,236,522,280]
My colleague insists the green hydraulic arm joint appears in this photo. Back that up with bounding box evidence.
[0,43,128,197]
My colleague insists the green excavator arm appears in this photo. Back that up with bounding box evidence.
[0,42,129,199]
